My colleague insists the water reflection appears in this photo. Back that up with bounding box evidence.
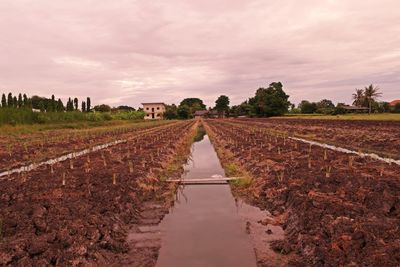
[156,134,257,267]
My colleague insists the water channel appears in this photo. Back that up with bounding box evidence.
[156,129,258,267]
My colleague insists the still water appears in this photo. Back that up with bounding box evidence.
[156,133,257,267]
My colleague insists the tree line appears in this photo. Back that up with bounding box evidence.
[1,92,92,112]
[163,82,291,119]
[296,84,400,114]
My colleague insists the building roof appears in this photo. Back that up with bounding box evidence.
[141,102,166,106]
[194,110,209,116]
[389,99,400,107]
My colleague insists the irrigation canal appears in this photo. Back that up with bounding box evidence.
[156,132,258,267]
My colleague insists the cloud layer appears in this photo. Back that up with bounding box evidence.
[1,0,399,107]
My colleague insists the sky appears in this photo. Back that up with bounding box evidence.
[0,0,399,108]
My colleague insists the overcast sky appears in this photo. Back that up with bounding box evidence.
[0,0,399,108]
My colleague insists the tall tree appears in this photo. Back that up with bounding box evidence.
[66,98,74,111]
[364,84,382,114]
[82,101,86,112]
[352,89,365,107]
[23,94,28,107]
[248,82,290,117]
[50,95,56,112]
[13,96,18,108]
[57,99,65,112]
[7,93,13,107]
[86,97,91,112]
[1,93,6,107]
[73,98,78,110]
[215,95,230,116]
[17,93,23,108]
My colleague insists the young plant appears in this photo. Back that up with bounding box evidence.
[69,159,74,170]
[113,173,117,185]
[325,165,332,178]
[129,161,134,173]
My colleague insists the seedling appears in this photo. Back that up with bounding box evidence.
[62,172,66,186]
[69,159,74,170]
[348,156,354,169]
[308,156,312,169]
[325,165,332,178]
[129,161,134,173]
[113,173,117,185]
[84,162,91,173]
[324,149,328,160]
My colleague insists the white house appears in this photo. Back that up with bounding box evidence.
[142,102,166,120]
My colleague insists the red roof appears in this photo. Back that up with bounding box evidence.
[389,99,400,106]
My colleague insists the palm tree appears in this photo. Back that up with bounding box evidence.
[364,84,382,114]
[352,89,365,107]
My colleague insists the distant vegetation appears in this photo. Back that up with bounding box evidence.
[0,92,144,126]
[229,82,290,117]
[292,84,399,115]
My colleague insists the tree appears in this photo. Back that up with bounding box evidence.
[394,103,400,113]
[177,105,190,119]
[13,96,17,108]
[116,105,135,111]
[1,93,6,107]
[50,95,56,112]
[57,99,65,112]
[164,104,178,119]
[352,89,365,107]
[364,84,381,114]
[316,99,334,114]
[82,101,86,112]
[248,82,290,117]
[39,101,45,112]
[179,98,206,115]
[299,100,317,114]
[17,93,23,108]
[93,104,111,112]
[378,102,390,113]
[23,94,28,107]
[86,97,91,112]
[215,95,230,116]
[73,98,78,110]
[7,93,13,107]
[66,98,74,111]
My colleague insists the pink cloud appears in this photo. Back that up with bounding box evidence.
[0,0,399,108]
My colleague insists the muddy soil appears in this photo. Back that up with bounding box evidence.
[233,118,400,160]
[205,119,400,266]
[0,121,195,266]
[0,121,173,172]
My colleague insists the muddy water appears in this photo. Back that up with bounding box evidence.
[156,134,257,267]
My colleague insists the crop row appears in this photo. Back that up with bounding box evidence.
[233,118,400,160]
[0,120,174,172]
[204,119,400,266]
[0,120,196,266]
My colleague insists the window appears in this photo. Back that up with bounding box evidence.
[157,107,160,110]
